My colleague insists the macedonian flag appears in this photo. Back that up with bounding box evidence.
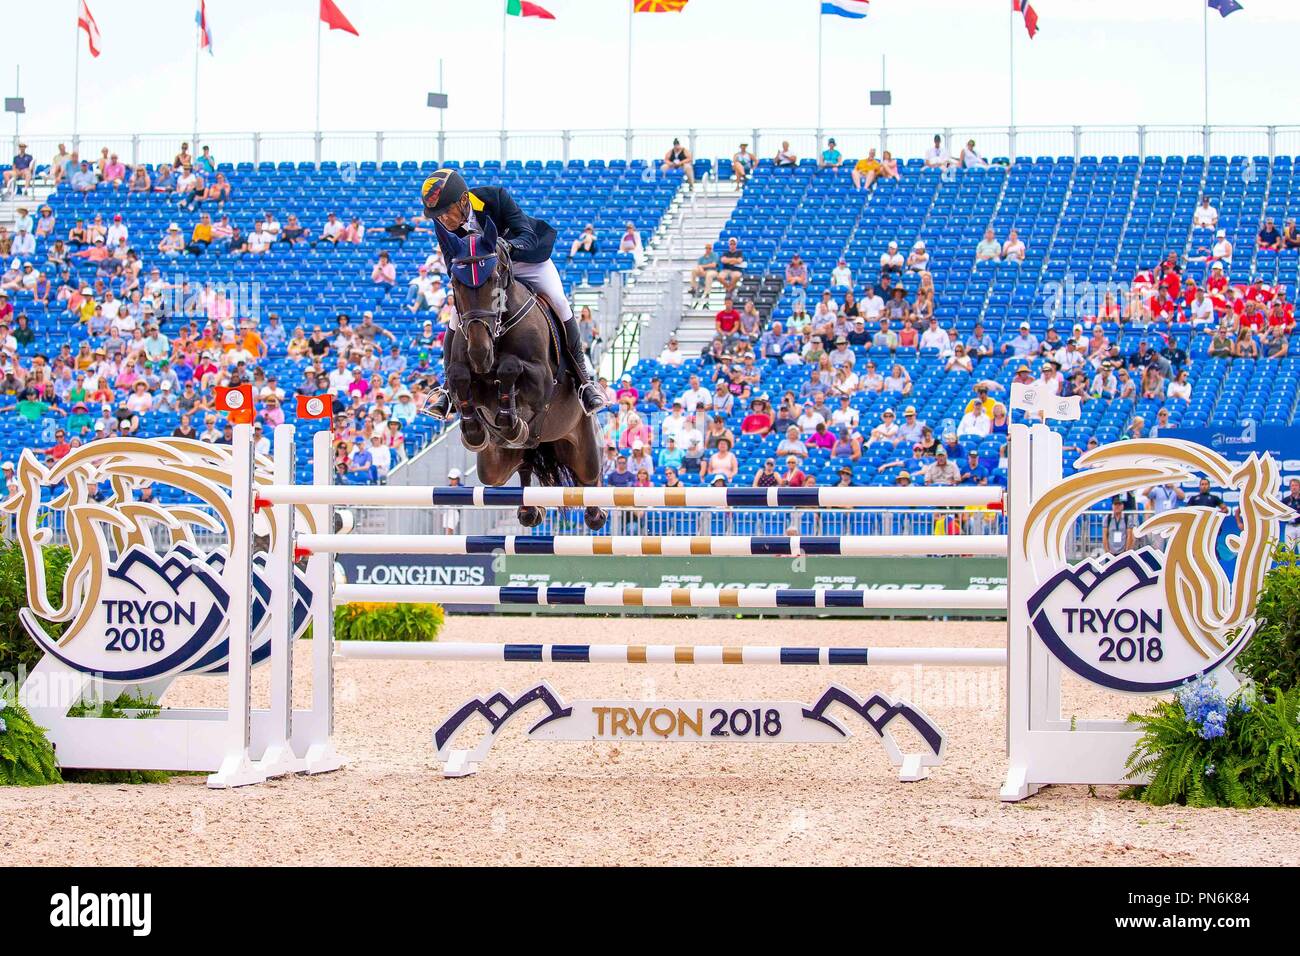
[634,0,689,11]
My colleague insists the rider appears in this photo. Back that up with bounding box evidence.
[419,168,606,417]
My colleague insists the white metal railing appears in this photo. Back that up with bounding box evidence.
[10,125,1300,169]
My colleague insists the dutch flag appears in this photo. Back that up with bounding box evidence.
[822,0,869,19]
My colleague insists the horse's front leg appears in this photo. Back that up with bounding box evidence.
[493,355,528,445]
[447,363,487,451]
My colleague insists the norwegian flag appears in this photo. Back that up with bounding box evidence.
[78,0,102,57]
[1012,0,1039,38]
[196,0,214,55]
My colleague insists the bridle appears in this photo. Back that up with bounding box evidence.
[450,235,535,343]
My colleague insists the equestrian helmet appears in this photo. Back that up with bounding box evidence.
[421,168,467,218]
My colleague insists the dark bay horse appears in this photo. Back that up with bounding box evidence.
[433,215,606,531]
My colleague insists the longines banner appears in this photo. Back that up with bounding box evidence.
[334,554,1008,617]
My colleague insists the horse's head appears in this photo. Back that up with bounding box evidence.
[435,214,509,376]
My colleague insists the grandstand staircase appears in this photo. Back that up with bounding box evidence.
[616,175,742,355]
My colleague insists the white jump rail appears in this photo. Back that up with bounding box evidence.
[298,533,1010,557]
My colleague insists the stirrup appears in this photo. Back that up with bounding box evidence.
[577,382,607,413]
[423,389,453,420]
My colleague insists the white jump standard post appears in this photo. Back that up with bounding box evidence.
[207,421,268,789]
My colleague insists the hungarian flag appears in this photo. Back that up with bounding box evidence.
[296,394,335,421]
[78,0,102,57]
[196,0,214,55]
[635,0,690,11]
[320,0,359,35]
[1012,0,1038,38]
[507,0,555,18]
[216,385,256,425]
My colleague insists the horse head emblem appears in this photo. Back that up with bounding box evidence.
[1021,438,1294,692]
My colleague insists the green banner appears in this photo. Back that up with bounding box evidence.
[489,556,1008,618]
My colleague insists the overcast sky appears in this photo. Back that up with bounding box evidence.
[2,0,1295,142]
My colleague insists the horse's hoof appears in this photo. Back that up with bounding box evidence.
[460,419,488,452]
[584,507,607,531]
[518,506,545,528]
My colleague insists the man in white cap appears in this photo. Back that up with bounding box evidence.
[879,241,904,275]
[1209,229,1233,267]
[441,468,463,533]
[0,461,14,495]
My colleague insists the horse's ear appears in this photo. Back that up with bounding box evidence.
[432,219,462,262]
[479,213,499,250]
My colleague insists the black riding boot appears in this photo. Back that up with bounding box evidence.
[561,315,606,414]
[425,388,453,420]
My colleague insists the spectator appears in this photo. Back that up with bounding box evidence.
[919,316,950,354]
[371,251,396,306]
[731,142,755,186]
[715,296,741,341]
[661,137,694,183]
[830,257,853,290]
[923,448,961,485]
[785,254,809,308]
[906,240,929,272]
[774,141,798,167]
[957,400,992,440]
[618,222,643,263]
[70,161,97,192]
[868,408,899,445]
[884,362,911,395]
[658,336,686,367]
[819,137,842,168]
[568,224,597,258]
[1103,496,1135,555]
[878,150,900,182]
[129,166,152,194]
[1193,196,1218,229]
[852,148,883,190]
[3,144,34,196]
[976,228,1001,262]
[1185,477,1229,514]
[1001,321,1039,363]
[966,322,994,358]
[924,134,954,169]
[281,214,310,247]
[718,238,745,293]
[879,241,903,275]
[1002,228,1026,262]
[1285,218,1300,250]
[752,457,782,487]
[960,139,989,169]
[780,455,807,487]
[704,437,739,481]
[690,242,719,298]
[1258,217,1283,251]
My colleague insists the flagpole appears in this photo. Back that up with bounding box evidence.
[1202,0,1209,130]
[1009,1,1016,135]
[816,5,823,140]
[625,1,633,135]
[315,17,323,137]
[501,3,508,135]
[73,0,81,150]
[193,8,201,148]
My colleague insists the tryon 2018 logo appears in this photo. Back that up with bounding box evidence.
[1020,440,1294,693]
[0,438,312,684]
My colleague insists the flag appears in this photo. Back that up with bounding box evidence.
[319,0,359,35]
[1208,0,1243,16]
[634,0,690,11]
[506,0,555,18]
[216,385,256,425]
[1012,0,1038,38]
[1010,382,1080,422]
[821,0,869,18]
[196,0,214,55]
[78,0,102,58]
[296,394,335,421]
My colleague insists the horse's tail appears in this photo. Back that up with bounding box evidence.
[523,444,576,488]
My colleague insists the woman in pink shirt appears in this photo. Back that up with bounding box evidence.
[371,252,396,307]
